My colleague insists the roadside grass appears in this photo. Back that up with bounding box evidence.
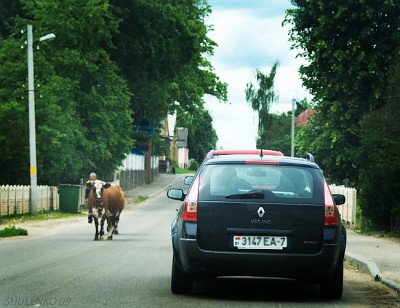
[175,167,196,174]
[0,225,28,237]
[0,210,85,226]
[356,228,400,243]
[352,202,400,242]
[0,210,85,238]
[0,218,28,238]
[134,196,149,203]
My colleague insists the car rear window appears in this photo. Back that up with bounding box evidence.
[198,164,324,204]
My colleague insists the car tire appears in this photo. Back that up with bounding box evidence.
[171,254,193,294]
[320,260,343,299]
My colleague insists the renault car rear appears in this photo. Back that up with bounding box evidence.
[167,152,346,299]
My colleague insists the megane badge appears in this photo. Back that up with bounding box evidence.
[257,207,265,218]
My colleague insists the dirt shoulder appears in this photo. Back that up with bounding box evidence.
[344,262,400,306]
[0,216,84,239]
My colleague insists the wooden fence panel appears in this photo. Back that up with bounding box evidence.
[330,184,357,228]
[0,185,10,216]
[9,186,17,214]
[15,186,27,214]
[0,185,59,216]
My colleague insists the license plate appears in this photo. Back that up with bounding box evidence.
[233,235,287,250]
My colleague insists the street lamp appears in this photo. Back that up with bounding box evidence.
[27,24,55,214]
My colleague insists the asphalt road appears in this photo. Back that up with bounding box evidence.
[1,188,399,307]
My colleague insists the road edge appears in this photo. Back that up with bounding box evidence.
[345,251,400,293]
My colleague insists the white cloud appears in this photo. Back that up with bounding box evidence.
[204,1,312,149]
[206,96,258,149]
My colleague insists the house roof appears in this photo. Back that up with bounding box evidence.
[296,108,316,127]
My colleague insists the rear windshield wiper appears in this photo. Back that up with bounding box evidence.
[225,190,265,199]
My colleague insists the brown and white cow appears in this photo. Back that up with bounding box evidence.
[86,180,125,240]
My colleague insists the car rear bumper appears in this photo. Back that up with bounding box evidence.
[178,238,341,281]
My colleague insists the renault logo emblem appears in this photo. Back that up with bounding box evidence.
[257,207,265,218]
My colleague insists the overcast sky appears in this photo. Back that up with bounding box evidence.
[204,0,311,149]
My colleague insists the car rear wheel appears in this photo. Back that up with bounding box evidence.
[171,255,193,294]
[320,260,343,299]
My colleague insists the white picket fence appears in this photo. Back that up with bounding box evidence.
[0,185,59,216]
[330,185,357,228]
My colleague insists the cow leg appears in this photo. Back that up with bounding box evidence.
[107,216,115,240]
[113,211,121,235]
[99,223,104,240]
[94,217,99,241]
[98,215,106,240]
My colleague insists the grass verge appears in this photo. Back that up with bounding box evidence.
[0,210,85,238]
[134,196,149,203]
[0,225,28,237]
[1,210,85,226]
[175,167,196,174]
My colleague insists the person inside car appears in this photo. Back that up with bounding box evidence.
[221,167,252,195]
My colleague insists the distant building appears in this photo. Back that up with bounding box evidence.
[296,108,316,127]
[177,127,189,169]
[159,114,189,172]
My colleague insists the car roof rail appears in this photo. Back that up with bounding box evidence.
[204,149,285,162]
[205,150,214,159]
[211,149,284,157]
[304,152,315,162]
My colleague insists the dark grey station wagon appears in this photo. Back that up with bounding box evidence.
[167,149,346,299]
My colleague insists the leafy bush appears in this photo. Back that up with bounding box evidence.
[359,100,400,232]
[0,226,28,237]
[0,219,28,238]
[189,159,199,171]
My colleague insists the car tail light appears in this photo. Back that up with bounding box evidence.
[182,176,200,222]
[323,179,339,226]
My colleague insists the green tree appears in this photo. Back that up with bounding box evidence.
[259,98,311,156]
[358,57,400,232]
[109,0,227,163]
[245,62,279,148]
[0,25,33,184]
[358,99,400,232]
[0,0,134,185]
[0,0,227,186]
[109,0,227,129]
[294,98,313,116]
[264,113,291,155]
[0,0,23,39]
[284,1,400,184]
[30,0,134,184]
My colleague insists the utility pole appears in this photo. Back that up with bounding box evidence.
[291,98,296,157]
[26,25,55,214]
[27,24,38,214]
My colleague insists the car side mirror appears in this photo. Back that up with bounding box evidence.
[184,176,194,185]
[167,189,186,201]
[332,194,345,205]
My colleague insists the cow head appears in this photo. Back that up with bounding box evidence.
[86,180,111,208]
